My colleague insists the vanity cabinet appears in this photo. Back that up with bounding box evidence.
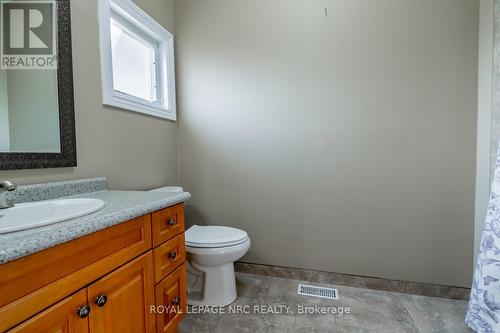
[0,203,187,333]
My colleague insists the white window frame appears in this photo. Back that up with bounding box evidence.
[97,0,176,121]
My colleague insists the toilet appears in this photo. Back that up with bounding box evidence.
[152,187,251,306]
[186,225,250,306]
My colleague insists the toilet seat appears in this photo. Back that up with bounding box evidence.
[186,225,249,248]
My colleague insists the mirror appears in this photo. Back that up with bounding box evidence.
[0,0,76,170]
[0,69,60,153]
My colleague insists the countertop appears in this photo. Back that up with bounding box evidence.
[0,189,191,264]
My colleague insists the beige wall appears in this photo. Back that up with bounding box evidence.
[175,0,479,287]
[475,0,494,265]
[0,0,178,190]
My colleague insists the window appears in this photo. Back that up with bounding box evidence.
[98,0,176,120]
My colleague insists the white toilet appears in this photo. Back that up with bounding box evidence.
[152,186,251,306]
[186,225,250,306]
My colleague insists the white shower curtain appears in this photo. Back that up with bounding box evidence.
[466,147,500,333]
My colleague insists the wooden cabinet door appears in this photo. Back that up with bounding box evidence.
[8,289,89,333]
[88,252,155,333]
[155,265,187,333]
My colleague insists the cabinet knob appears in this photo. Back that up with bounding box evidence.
[172,297,180,305]
[77,305,91,319]
[95,295,108,307]
[168,251,177,260]
[167,218,176,226]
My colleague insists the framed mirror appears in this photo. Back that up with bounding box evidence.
[0,0,76,170]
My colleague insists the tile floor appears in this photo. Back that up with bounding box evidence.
[180,272,473,333]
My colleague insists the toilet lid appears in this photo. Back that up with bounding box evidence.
[186,225,249,248]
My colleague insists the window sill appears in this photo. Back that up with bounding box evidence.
[103,93,176,121]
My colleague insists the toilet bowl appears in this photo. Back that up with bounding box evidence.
[151,186,250,306]
[185,225,250,306]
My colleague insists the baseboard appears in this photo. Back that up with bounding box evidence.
[235,262,470,301]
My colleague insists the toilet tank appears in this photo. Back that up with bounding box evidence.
[150,186,184,193]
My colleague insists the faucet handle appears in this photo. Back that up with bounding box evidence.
[0,181,16,209]
[0,181,16,192]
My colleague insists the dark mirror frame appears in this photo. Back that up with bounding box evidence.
[0,0,76,170]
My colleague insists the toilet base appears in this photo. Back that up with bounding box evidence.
[187,262,237,306]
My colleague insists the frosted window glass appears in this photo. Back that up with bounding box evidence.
[110,19,154,102]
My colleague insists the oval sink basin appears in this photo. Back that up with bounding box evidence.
[0,198,105,234]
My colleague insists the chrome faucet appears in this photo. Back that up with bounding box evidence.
[0,181,17,209]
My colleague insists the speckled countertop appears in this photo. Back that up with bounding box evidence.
[0,178,191,264]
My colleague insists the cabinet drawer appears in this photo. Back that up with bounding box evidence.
[152,203,185,247]
[153,233,185,284]
[154,265,187,333]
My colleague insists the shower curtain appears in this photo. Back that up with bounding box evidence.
[466,148,500,333]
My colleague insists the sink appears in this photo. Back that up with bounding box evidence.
[0,198,105,234]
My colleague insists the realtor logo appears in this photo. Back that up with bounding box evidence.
[0,0,57,69]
